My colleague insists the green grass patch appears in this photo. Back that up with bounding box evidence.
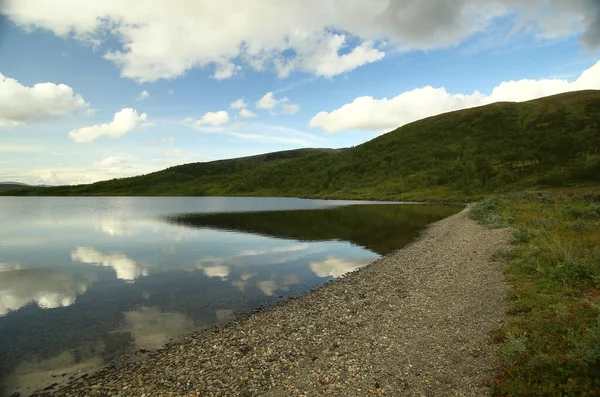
[471,191,600,396]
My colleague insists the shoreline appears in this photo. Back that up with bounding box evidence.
[37,206,510,396]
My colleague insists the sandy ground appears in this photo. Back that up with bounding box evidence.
[35,206,510,397]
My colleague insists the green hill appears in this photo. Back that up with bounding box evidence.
[6,90,600,201]
[0,182,32,192]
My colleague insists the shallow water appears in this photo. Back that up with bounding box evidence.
[0,196,461,395]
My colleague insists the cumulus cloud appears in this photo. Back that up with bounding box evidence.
[256,92,299,115]
[69,108,148,143]
[193,110,230,126]
[0,72,90,126]
[256,92,283,110]
[310,60,600,133]
[230,98,247,109]
[136,90,150,101]
[239,108,258,118]
[2,1,599,82]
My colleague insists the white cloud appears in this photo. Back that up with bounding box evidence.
[256,92,299,115]
[239,108,258,118]
[281,103,300,115]
[0,72,90,126]
[310,60,600,133]
[230,98,247,109]
[309,256,371,278]
[69,108,148,143]
[71,247,146,281]
[3,1,599,82]
[256,92,282,110]
[136,90,150,100]
[193,110,230,126]
[213,62,241,80]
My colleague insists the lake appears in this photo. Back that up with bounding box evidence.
[0,197,461,395]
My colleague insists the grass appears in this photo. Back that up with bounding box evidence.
[470,191,600,396]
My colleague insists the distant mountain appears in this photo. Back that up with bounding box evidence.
[4,90,600,201]
[0,182,30,192]
[0,182,53,192]
[0,182,29,186]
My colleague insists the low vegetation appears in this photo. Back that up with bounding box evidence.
[3,90,600,200]
[470,190,600,396]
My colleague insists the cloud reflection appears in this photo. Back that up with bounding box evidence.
[257,274,300,296]
[235,244,309,257]
[121,306,195,350]
[309,256,372,278]
[95,219,131,236]
[71,247,146,281]
[0,267,90,316]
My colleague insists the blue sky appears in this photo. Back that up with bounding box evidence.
[0,0,599,185]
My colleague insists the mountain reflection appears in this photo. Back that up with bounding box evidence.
[166,203,462,255]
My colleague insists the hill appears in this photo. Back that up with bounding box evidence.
[0,182,31,192]
[5,90,600,201]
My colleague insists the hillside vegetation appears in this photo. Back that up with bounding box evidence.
[5,90,600,201]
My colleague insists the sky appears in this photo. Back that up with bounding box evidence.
[0,0,599,185]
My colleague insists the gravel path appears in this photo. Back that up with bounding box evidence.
[39,206,510,397]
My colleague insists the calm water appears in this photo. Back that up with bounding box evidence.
[0,197,461,395]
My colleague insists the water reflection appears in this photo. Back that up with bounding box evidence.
[309,256,373,278]
[0,265,91,315]
[72,247,144,282]
[121,307,196,350]
[0,197,462,396]
[6,347,105,395]
[167,203,462,255]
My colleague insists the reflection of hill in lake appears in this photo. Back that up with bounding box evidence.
[167,204,463,255]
